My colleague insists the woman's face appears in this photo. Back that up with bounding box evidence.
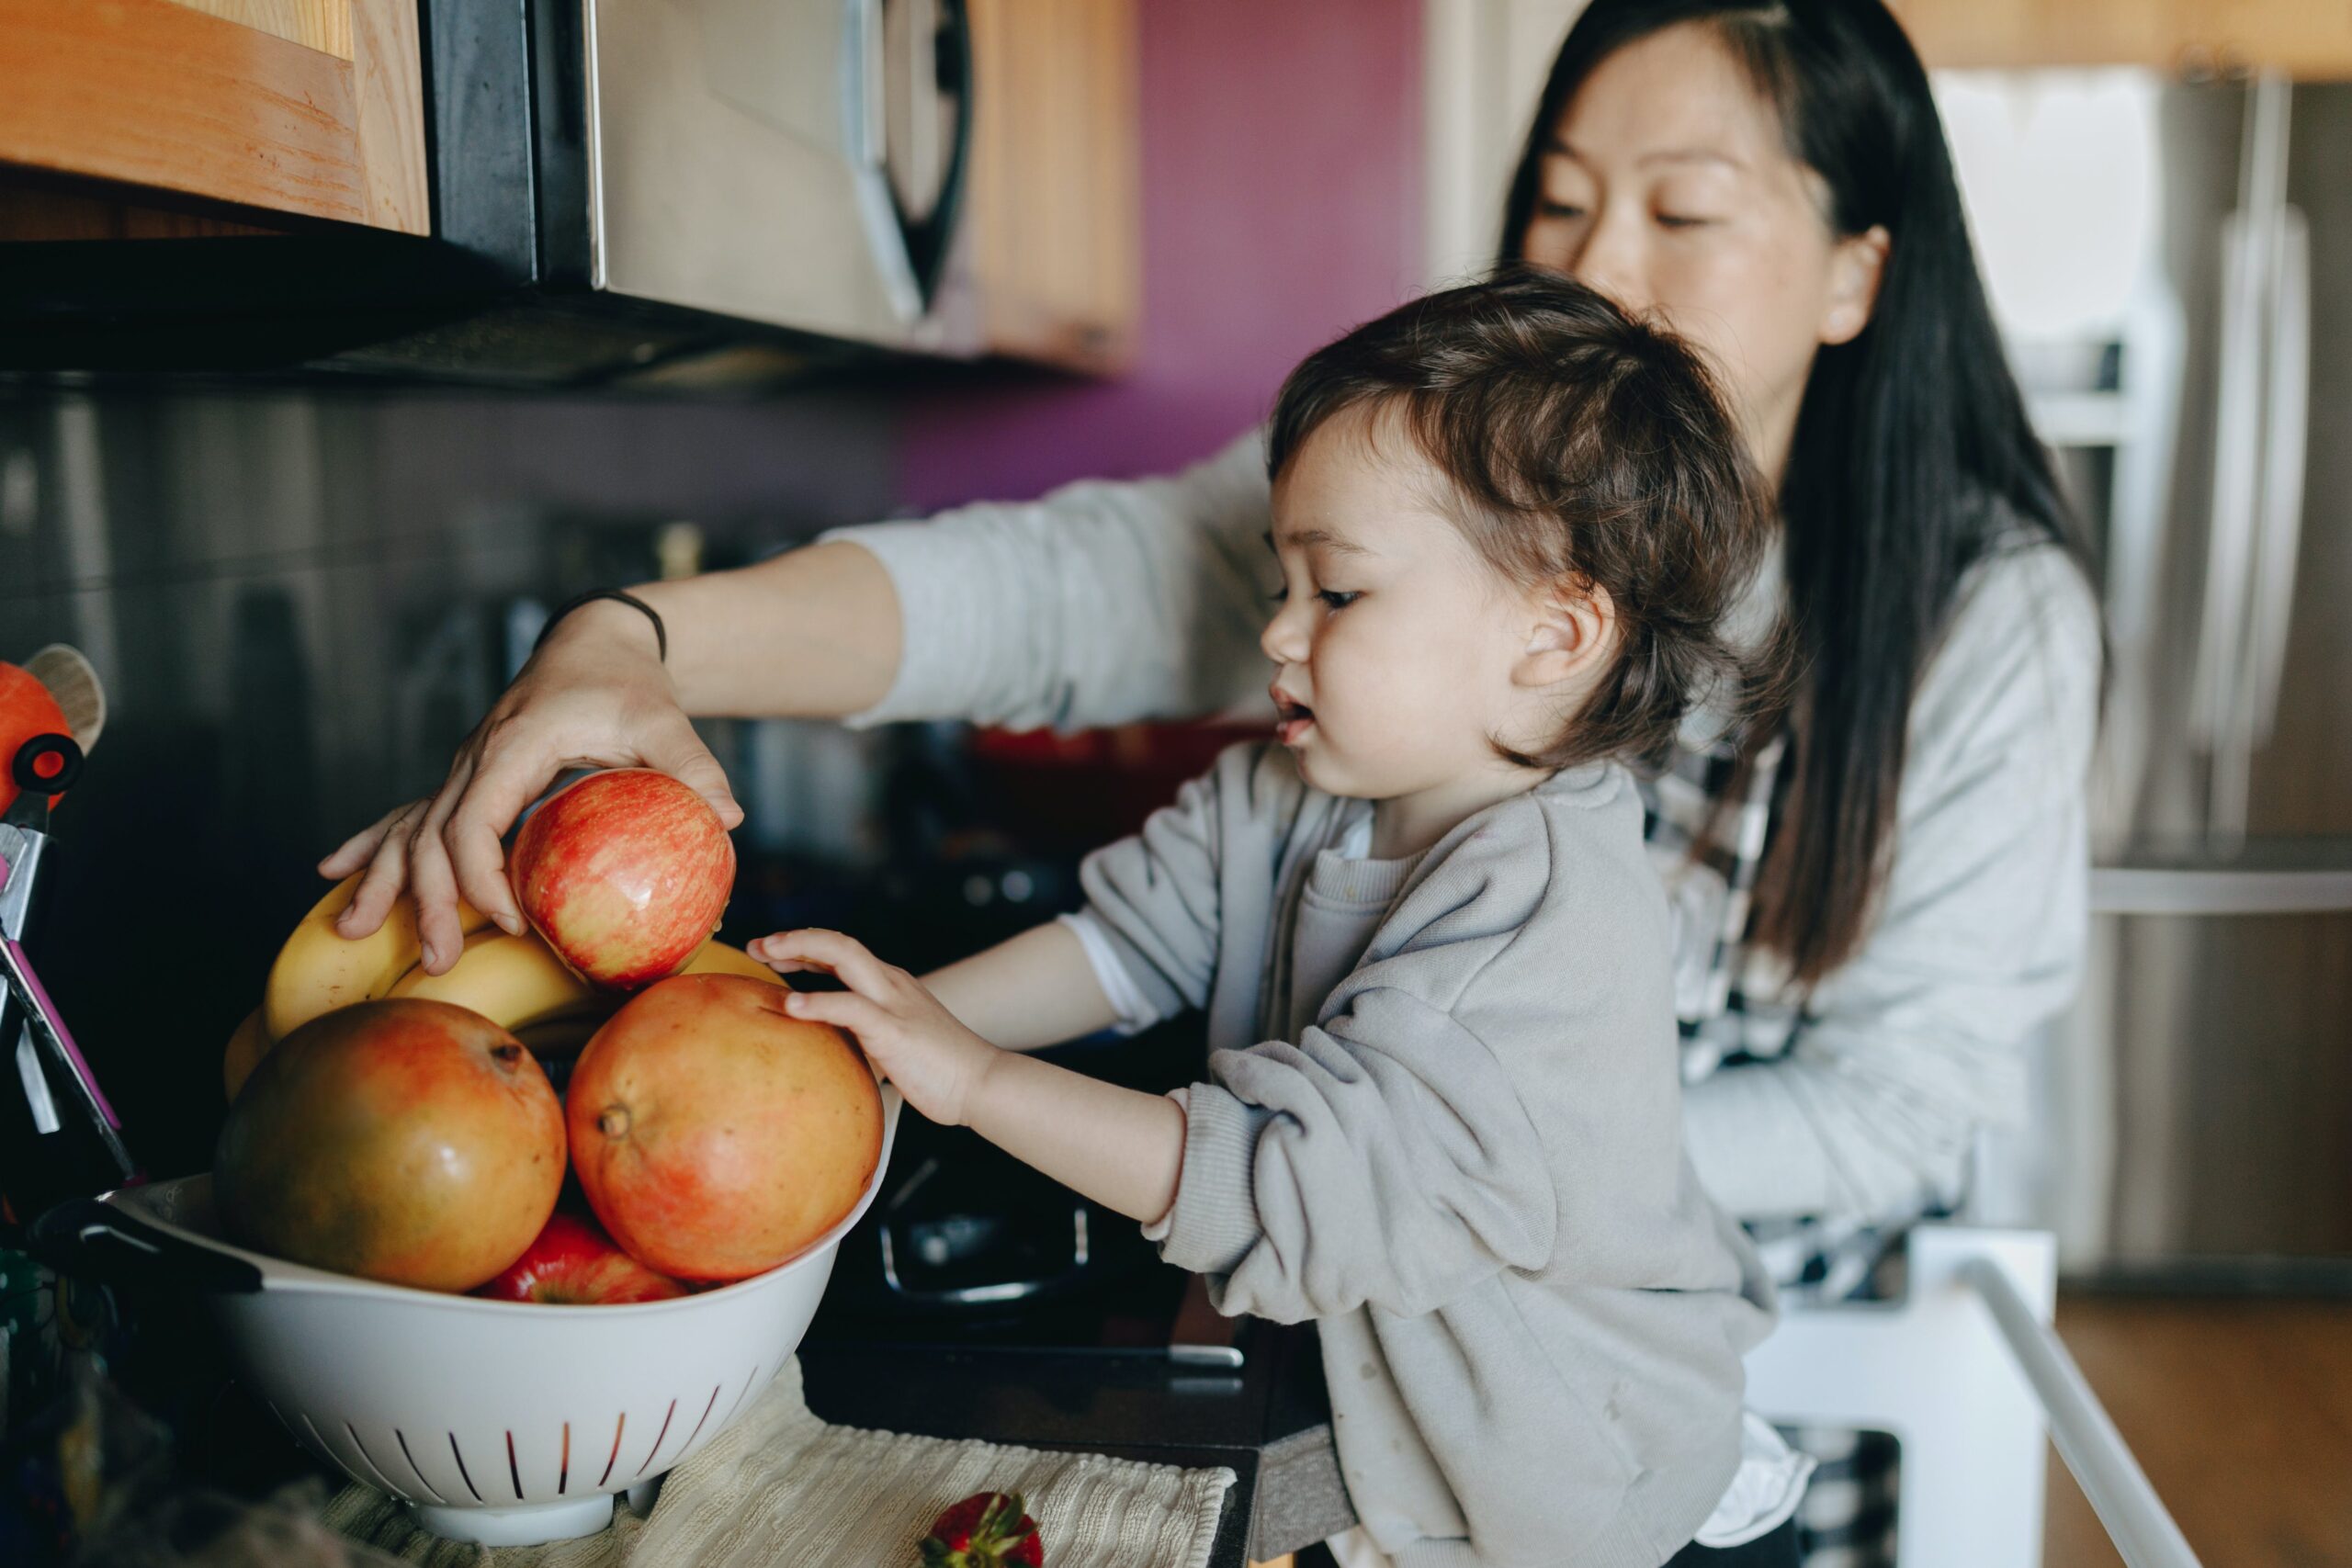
[1519,22,1888,482]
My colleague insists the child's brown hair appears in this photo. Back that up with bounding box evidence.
[1267,269,1782,771]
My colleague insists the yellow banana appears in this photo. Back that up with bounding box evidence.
[388,927,606,1032]
[222,1008,272,1102]
[261,874,492,1040]
[679,939,789,987]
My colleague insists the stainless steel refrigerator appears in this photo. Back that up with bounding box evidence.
[1940,69,2352,1282]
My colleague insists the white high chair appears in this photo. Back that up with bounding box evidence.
[1743,1225,2201,1568]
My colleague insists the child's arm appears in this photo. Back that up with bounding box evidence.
[920,920,1123,1051]
[755,919,1122,1051]
[751,744,1286,1223]
[752,928,1185,1224]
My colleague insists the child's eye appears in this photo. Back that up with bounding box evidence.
[1537,200,1586,221]
[1656,212,1713,230]
[1317,590,1360,611]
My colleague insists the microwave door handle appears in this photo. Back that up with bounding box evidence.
[2247,204,2309,748]
[843,0,923,321]
[888,0,971,307]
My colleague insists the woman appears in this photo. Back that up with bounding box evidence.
[328,1,2099,1558]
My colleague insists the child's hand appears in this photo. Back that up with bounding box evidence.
[747,930,1001,1128]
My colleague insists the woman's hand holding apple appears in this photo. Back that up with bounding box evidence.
[319,599,741,974]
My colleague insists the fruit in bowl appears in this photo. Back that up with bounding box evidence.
[473,1210,687,1304]
[214,998,566,1292]
[567,974,883,1280]
[231,888,611,1100]
[263,873,493,1041]
[511,768,736,989]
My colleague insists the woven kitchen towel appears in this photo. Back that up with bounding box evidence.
[322,1356,1236,1568]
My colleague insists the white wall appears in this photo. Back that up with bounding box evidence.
[1420,0,1588,285]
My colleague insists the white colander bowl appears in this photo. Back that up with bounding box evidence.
[53,1090,899,1547]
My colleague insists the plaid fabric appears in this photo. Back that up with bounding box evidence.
[1641,725,1912,1568]
[1640,724,1932,1305]
[1780,1428,1903,1568]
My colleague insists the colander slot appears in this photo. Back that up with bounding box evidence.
[598,1412,627,1489]
[448,1433,483,1502]
[296,1415,332,1468]
[394,1430,447,1504]
[342,1422,406,1503]
[560,1421,571,1495]
[505,1430,524,1501]
[676,1383,723,1461]
[719,1362,763,1430]
[299,1413,400,1503]
[633,1398,679,1480]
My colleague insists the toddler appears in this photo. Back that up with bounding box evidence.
[754,272,1804,1567]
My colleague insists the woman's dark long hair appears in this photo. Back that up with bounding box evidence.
[1498,0,2091,985]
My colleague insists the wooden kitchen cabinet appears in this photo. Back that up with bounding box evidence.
[1888,0,2352,77]
[0,0,428,234]
[957,0,1140,374]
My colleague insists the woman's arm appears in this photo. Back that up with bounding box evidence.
[1681,546,2103,1222]
[324,430,1272,966]
[634,540,903,717]
[823,429,1277,731]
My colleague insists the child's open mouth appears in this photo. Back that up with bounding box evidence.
[1272,692,1316,745]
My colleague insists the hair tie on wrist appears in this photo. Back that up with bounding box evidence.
[535,589,668,662]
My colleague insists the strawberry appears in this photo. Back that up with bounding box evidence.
[920,1491,1045,1567]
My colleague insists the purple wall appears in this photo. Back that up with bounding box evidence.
[898,0,1425,512]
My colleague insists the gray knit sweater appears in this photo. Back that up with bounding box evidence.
[1076,741,1775,1568]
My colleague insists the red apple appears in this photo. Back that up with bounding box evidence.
[472,1210,688,1304]
[568,975,883,1280]
[510,768,735,990]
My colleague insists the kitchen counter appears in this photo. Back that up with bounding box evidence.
[800,1322,1352,1567]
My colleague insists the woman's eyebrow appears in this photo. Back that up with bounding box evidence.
[1546,138,1746,173]
[1639,147,1745,171]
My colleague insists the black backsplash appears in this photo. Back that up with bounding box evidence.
[0,386,900,1179]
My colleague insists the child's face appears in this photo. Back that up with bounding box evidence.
[1262,410,1597,810]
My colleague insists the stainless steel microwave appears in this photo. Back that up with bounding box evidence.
[0,0,975,385]
[588,0,970,352]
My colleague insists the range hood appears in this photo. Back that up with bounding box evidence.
[0,0,976,389]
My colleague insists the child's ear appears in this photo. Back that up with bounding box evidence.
[1513,575,1615,689]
